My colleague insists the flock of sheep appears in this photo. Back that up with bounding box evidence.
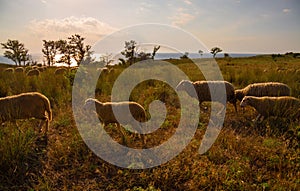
[3,66,79,76]
[0,77,299,139]
[176,80,299,122]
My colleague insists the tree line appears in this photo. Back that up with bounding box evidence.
[1,34,224,67]
[1,34,91,67]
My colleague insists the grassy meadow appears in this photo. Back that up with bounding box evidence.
[0,54,299,190]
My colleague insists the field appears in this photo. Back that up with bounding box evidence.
[0,54,299,190]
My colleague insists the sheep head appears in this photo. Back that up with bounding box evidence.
[176,80,193,92]
[235,89,244,101]
[240,96,253,107]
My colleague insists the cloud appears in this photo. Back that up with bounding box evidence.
[136,2,153,14]
[170,8,195,26]
[28,16,116,45]
[183,0,192,5]
[282,8,291,14]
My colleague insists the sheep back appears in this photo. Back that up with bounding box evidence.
[0,92,52,124]
[3,68,14,73]
[85,99,147,126]
[26,69,40,76]
[54,68,67,75]
[15,67,25,73]
[176,80,236,109]
[236,82,291,101]
[240,96,300,118]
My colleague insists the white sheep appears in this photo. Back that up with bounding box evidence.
[240,96,300,122]
[83,98,148,144]
[54,67,67,75]
[0,92,52,134]
[235,82,291,102]
[26,69,40,76]
[176,80,237,112]
[15,67,25,73]
[97,67,110,74]
[3,68,14,74]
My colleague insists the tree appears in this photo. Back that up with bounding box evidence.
[180,52,189,59]
[151,45,160,59]
[210,47,222,58]
[137,51,151,61]
[1,39,29,66]
[198,50,203,57]
[68,34,92,65]
[42,40,58,66]
[57,39,73,66]
[224,53,230,58]
[121,40,137,65]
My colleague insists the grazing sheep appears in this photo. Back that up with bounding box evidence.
[84,98,147,126]
[15,67,25,73]
[176,80,237,112]
[54,67,67,75]
[0,92,52,134]
[240,96,300,122]
[70,66,79,72]
[37,67,45,72]
[235,82,291,102]
[26,69,40,76]
[97,67,109,73]
[3,68,14,73]
[25,66,32,72]
[83,98,147,144]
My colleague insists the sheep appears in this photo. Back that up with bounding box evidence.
[37,67,45,72]
[26,69,40,76]
[15,67,25,73]
[70,66,79,73]
[240,96,300,122]
[0,92,52,134]
[83,98,147,144]
[3,68,14,73]
[176,80,237,112]
[97,67,109,73]
[235,82,291,102]
[54,67,67,75]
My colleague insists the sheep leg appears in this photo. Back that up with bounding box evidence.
[38,117,49,135]
[117,123,127,145]
[137,122,146,146]
[38,119,46,134]
[254,114,264,123]
[233,103,237,113]
[217,104,227,115]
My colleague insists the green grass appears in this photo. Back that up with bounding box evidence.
[0,55,299,190]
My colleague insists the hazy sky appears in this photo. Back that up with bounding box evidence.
[0,0,299,55]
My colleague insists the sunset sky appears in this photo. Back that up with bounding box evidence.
[0,0,299,55]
